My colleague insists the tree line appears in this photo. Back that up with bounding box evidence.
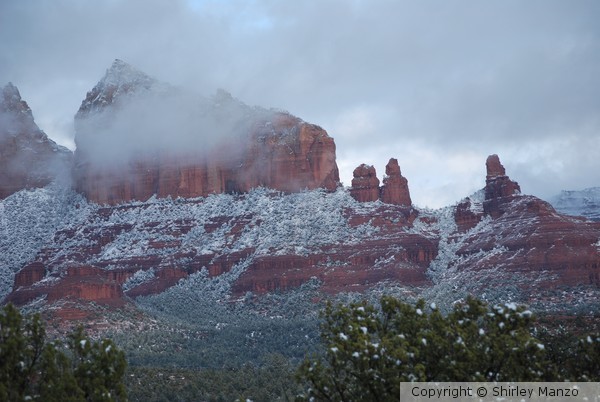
[2,295,598,401]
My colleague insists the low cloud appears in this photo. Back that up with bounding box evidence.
[1,0,599,207]
[74,84,272,166]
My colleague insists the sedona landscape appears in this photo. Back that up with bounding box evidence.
[1,59,599,400]
[3,59,599,315]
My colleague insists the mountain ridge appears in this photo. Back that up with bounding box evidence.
[2,153,599,327]
[0,60,598,332]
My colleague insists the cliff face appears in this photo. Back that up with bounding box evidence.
[4,153,599,316]
[73,60,339,205]
[3,189,432,309]
[448,191,600,311]
[440,155,600,308]
[0,83,71,199]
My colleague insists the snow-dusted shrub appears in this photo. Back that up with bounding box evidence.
[122,268,156,291]
[0,184,93,299]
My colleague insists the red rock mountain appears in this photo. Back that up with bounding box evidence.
[0,61,598,325]
[4,148,599,318]
[73,60,339,205]
[0,83,71,198]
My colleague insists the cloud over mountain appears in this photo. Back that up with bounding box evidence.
[1,0,599,207]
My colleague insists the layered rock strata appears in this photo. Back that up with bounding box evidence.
[4,195,433,308]
[3,152,600,316]
[1,61,599,321]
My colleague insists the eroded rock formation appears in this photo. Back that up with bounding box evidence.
[454,197,484,232]
[380,158,412,206]
[349,164,380,202]
[7,152,599,313]
[73,60,340,205]
[1,62,599,324]
[0,83,71,198]
[6,265,125,307]
[483,154,521,218]
[4,194,433,308]
[350,158,412,206]
[455,194,600,297]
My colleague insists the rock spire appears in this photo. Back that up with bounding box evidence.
[350,158,412,206]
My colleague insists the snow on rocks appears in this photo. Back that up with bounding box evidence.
[0,185,92,299]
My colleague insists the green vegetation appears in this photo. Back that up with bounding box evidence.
[296,296,600,402]
[125,354,300,402]
[3,296,598,402]
[0,304,127,402]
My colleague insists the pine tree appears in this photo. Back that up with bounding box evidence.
[0,304,127,402]
[296,296,599,401]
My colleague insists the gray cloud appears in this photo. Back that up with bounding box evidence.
[1,0,599,207]
[75,82,275,166]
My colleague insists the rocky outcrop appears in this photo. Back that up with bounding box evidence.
[439,155,600,309]
[350,158,412,206]
[232,240,433,295]
[76,59,158,118]
[4,191,432,308]
[74,116,339,205]
[380,158,412,206]
[349,164,380,202]
[73,60,340,205]
[483,154,521,218]
[454,197,484,232]
[3,151,600,317]
[6,265,126,307]
[455,155,523,229]
[13,262,46,288]
[0,83,71,198]
[454,194,600,301]
[234,205,432,295]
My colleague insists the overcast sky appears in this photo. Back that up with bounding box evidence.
[1,0,598,207]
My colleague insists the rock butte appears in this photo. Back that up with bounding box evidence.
[72,60,340,205]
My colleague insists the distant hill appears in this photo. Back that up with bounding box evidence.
[550,187,600,222]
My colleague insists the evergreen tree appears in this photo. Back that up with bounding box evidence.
[0,304,127,402]
[297,296,600,402]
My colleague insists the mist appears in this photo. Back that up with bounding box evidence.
[0,89,72,196]
[1,0,599,207]
[74,82,274,166]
